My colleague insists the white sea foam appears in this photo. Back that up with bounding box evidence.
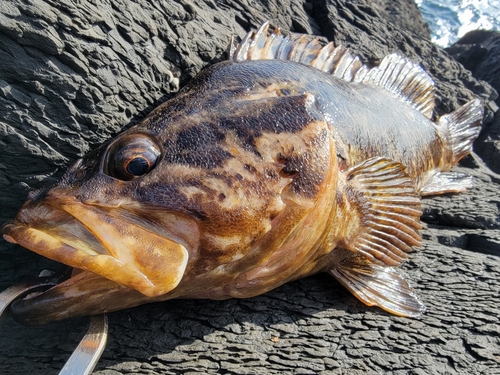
[416,0,500,47]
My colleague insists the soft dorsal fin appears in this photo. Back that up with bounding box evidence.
[229,21,436,119]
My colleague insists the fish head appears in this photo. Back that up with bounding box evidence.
[2,130,198,323]
[2,61,338,324]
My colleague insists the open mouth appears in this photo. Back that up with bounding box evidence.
[2,196,189,325]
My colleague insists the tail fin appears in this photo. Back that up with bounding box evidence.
[438,98,483,164]
[420,99,483,196]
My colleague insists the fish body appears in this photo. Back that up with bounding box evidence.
[2,23,483,325]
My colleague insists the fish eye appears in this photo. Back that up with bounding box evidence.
[105,134,161,180]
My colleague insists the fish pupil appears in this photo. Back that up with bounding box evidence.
[126,157,150,176]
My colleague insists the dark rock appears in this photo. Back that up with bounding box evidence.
[371,0,431,40]
[0,1,499,374]
[474,110,500,174]
[446,30,500,173]
[446,30,500,103]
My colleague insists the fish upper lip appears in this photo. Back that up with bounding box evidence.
[3,195,189,313]
[2,201,111,260]
[2,197,111,258]
[1,198,189,325]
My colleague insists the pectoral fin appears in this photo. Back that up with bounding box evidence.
[330,256,425,317]
[341,157,422,267]
[331,158,424,316]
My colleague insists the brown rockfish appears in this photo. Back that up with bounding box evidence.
[2,22,483,325]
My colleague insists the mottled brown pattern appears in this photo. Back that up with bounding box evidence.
[2,53,480,324]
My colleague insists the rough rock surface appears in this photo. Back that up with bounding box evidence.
[446,30,500,103]
[0,1,499,374]
[446,30,500,174]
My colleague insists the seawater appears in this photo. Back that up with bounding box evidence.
[416,0,500,47]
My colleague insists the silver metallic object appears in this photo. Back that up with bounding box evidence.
[0,276,108,375]
[59,314,108,375]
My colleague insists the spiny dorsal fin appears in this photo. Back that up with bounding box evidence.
[229,21,436,119]
[342,157,422,267]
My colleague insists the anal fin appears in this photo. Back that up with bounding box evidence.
[421,171,474,196]
[330,256,425,317]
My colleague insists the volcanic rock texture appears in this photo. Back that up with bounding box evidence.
[0,0,499,374]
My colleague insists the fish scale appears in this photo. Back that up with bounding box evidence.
[2,22,483,325]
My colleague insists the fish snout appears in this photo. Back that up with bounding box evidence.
[2,195,192,324]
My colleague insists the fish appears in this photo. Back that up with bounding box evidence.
[2,22,483,325]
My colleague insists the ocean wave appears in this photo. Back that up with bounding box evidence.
[416,0,500,47]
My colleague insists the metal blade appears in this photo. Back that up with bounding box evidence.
[0,277,108,375]
[59,314,108,375]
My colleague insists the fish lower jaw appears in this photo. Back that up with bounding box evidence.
[8,269,151,326]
